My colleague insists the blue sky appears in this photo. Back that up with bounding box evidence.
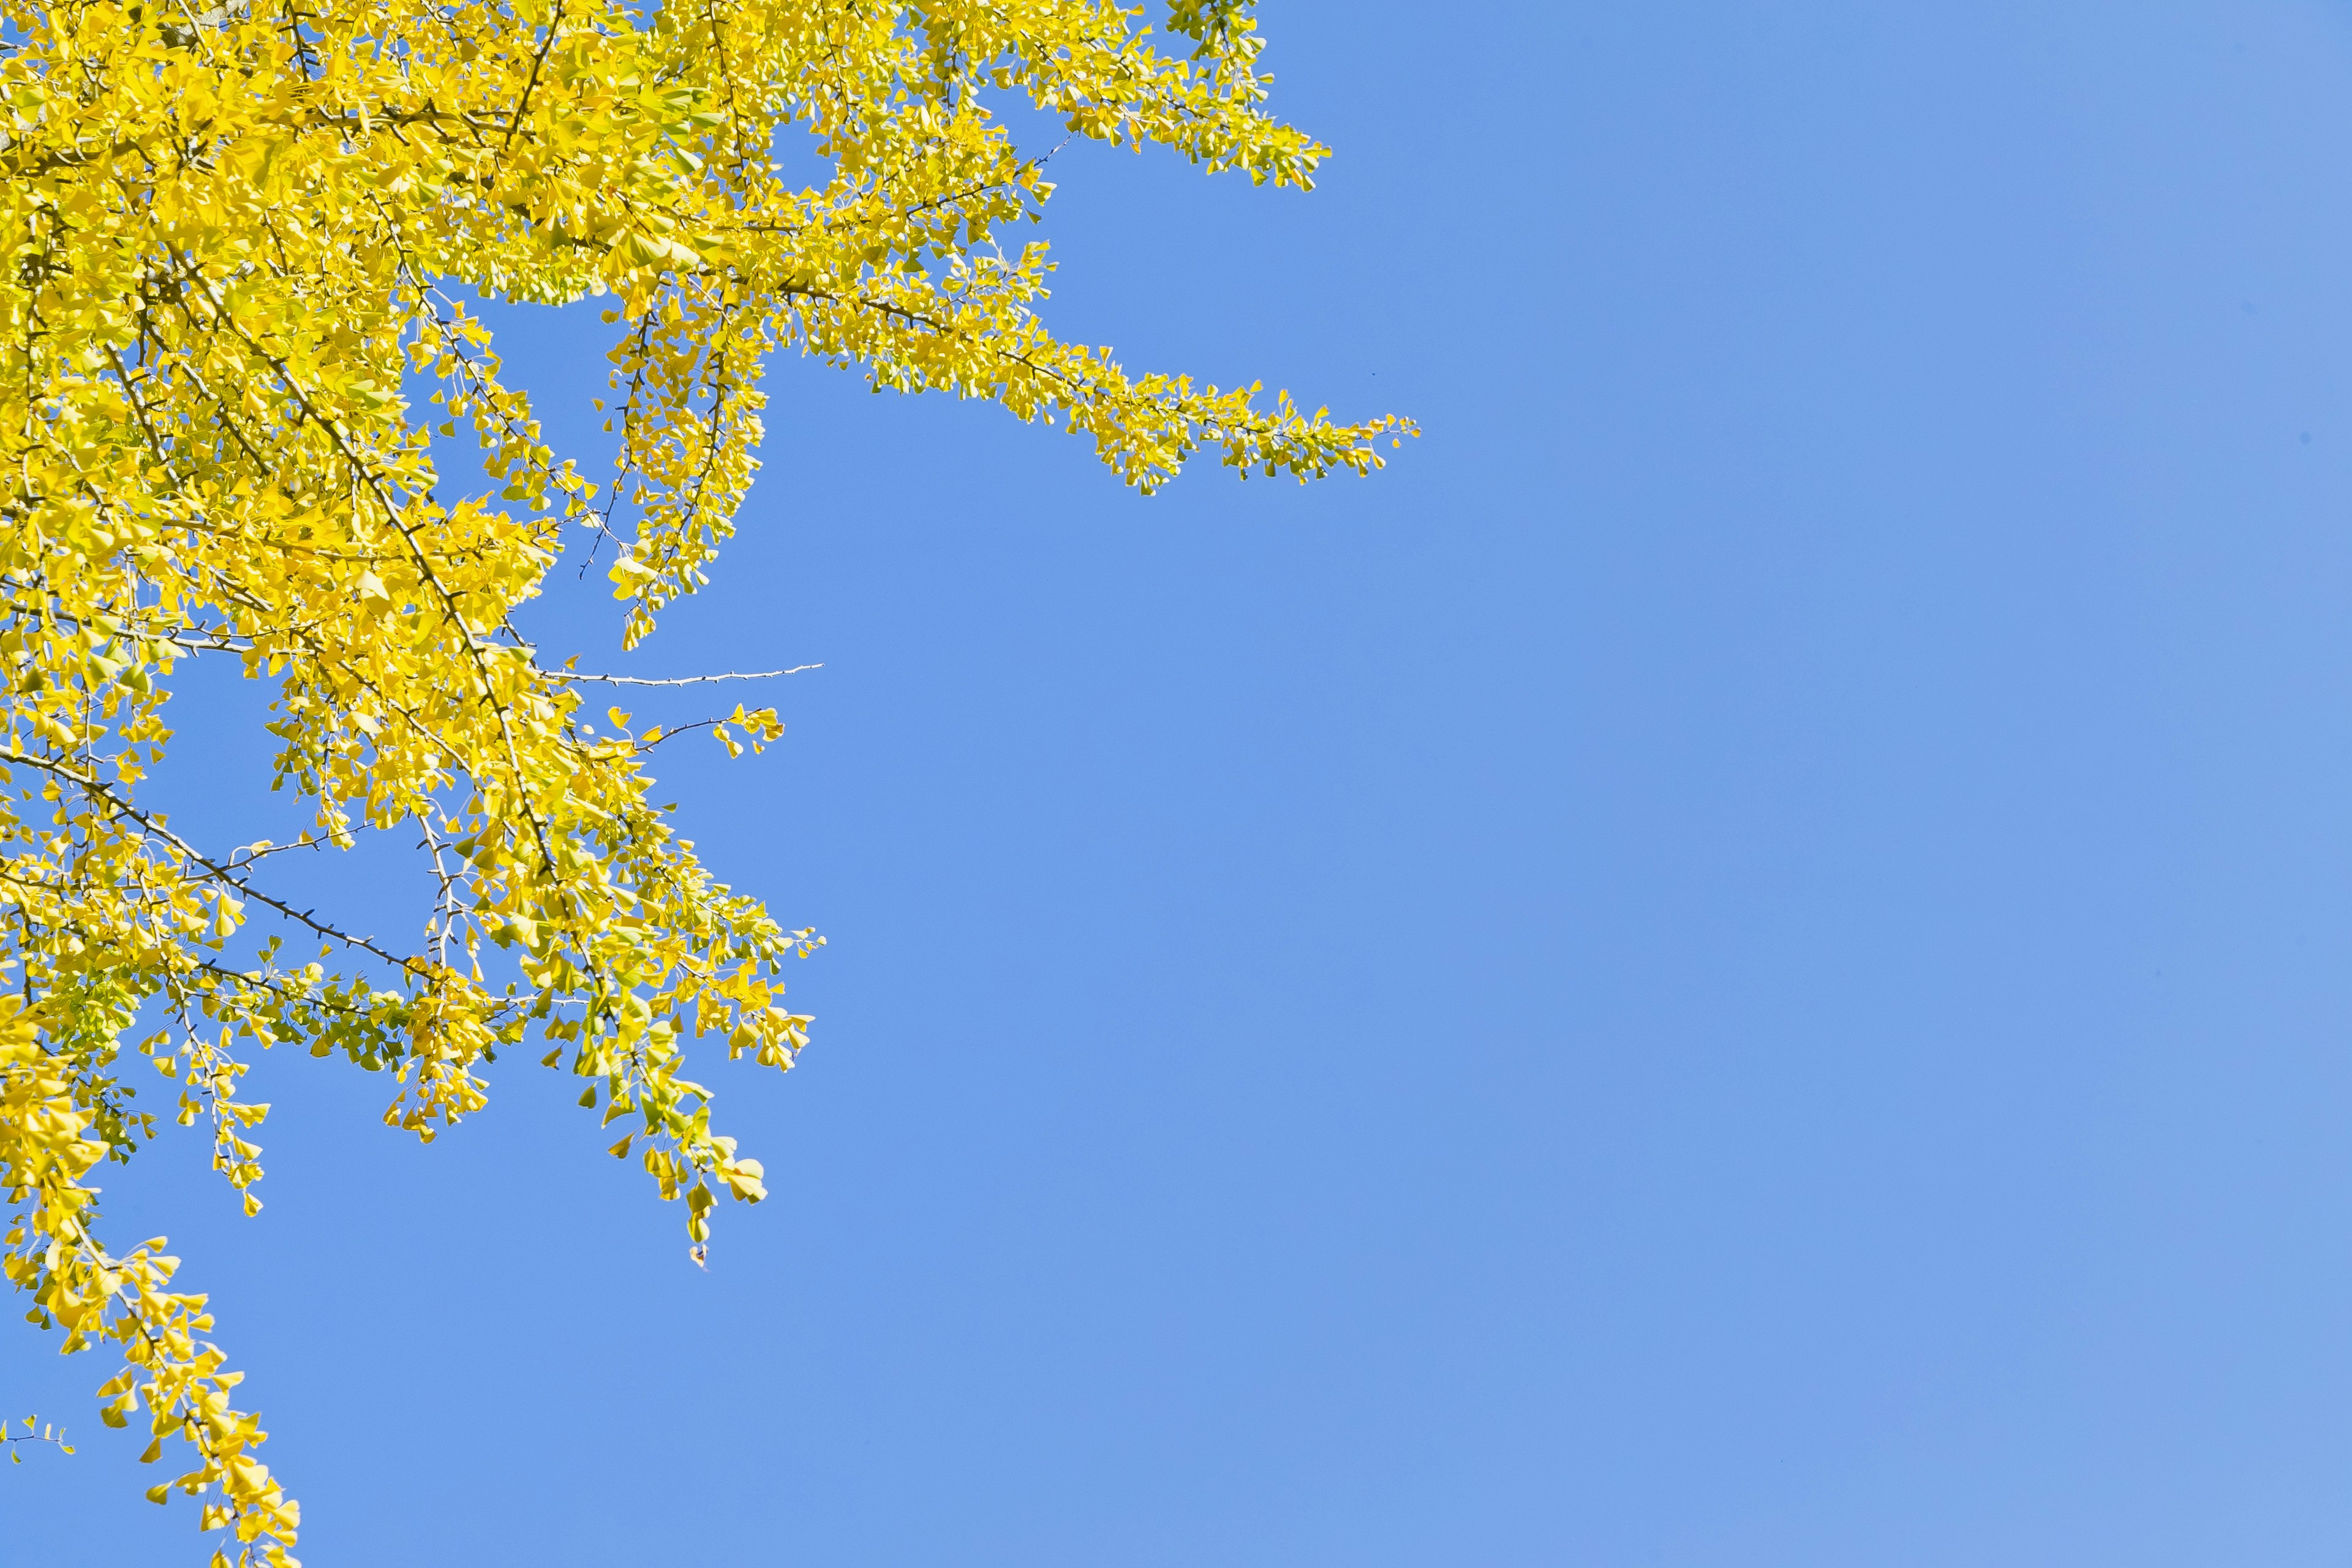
[20,4,2352,1564]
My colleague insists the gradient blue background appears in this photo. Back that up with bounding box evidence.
[18,4,2352,1563]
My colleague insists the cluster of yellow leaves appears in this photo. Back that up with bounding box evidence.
[0,0,1406,1559]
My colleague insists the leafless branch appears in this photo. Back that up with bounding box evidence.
[554,663,820,687]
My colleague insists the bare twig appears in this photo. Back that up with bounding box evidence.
[554,663,820,688]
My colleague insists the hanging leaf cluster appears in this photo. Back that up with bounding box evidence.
[0,0,1407,1559]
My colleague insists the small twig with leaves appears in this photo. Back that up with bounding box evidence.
[2,1414,74,1463]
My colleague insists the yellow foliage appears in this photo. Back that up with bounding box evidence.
[0,0,1406,1559]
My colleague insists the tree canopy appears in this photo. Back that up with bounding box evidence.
[0,0,1407,1559]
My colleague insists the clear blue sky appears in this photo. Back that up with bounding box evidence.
[18,4,2352,1564]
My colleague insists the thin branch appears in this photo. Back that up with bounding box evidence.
[4,750,415,972]
[553,663,820,687]
[502,1,567,153]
